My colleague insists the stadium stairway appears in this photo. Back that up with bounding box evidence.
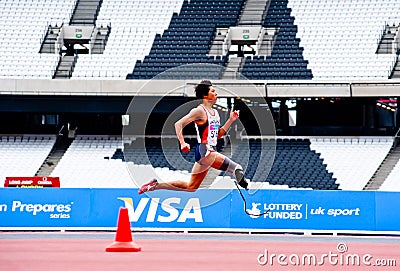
[53,55,77,79]
[379,148,400,191]
[90,25,111,54]
[237,0,269,26]
[69,0,103,25]
[376,24,398,55]
[390,55,400,79]
[35,137,73,177]
[39,26,62,54]
[376,23,400,79]
[364,144,400,190]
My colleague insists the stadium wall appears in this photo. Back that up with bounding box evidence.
[0,188,399,234]
[1,78,400,97]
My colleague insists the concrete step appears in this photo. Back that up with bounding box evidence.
[59,61,74,66]
[55,70,71,76]
[72,14,96,19]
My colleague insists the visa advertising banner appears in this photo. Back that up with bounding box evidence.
[0,188,398,232]
[90,189,231,228]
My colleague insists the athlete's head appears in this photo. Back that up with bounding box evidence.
[195,80,213,99]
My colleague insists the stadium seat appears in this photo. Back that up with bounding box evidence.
[0,0,76,78]
[50,136,135,188]
[216,138,339,190]
[310,137,392,190]
[126,0,245,79]
[0,135,56,182]
[287,0,400,79]
[73,0,184,79]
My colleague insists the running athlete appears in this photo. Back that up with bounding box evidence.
[138,80,248,194]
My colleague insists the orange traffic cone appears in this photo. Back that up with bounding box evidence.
[105,207,141,252]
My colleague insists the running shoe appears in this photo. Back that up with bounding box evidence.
[138,179,158,194]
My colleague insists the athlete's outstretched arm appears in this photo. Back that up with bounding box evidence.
[218,110,239,139]
[175,107,204,152]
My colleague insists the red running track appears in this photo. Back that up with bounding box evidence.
[1,234,400,271]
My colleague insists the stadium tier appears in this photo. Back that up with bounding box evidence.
[1,0,399,79]
[0,134,396,191]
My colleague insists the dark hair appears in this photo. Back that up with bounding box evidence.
[194,80,212,99]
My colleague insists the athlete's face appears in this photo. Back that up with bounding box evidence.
[205,87,218,103]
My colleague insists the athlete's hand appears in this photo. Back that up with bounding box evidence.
[180,142,190,153]
[230,110,240,121]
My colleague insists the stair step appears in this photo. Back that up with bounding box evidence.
[59,63,74,68]
[56,71,71,76]
[75,4,98,8]
[72,15,96,19]
[60,60,74,65]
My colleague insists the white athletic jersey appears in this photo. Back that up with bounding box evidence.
[195,104,220,146]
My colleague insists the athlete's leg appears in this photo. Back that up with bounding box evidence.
[138,149,247,194]
[153,162,209,192]
[200,151,248,189]
[138,144,212,194]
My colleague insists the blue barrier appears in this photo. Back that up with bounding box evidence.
[375,191,400,231]
[0,188,398,232]
[230,189,376,231]
[0,188,90,227]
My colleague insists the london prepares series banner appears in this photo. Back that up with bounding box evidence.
[0,188,399,232]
